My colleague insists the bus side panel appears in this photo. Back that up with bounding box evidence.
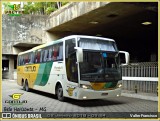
[27,64,40,88]
[17,64,41,88]
[33,61,65,94]
[33,62,53,92]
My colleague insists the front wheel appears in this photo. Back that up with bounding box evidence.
[57,85,65,101]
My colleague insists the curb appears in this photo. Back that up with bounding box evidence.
[121,93,158,102]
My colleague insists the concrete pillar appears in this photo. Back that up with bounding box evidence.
[9,55,14,80]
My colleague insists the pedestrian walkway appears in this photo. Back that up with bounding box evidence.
[121,90,158,102]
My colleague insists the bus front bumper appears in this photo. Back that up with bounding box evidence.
[77,88,121,100]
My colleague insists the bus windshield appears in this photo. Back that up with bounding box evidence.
[78,38,121,82]
[78,38,118,52]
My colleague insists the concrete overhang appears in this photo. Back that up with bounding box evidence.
[43,2,157,62]
[13,42,42,48]
[45,2,157,38]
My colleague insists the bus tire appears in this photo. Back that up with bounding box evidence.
[25,81,30,92]
[56,85,65,101]
[22,81,25,91]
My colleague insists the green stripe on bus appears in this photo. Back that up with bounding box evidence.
[40,62,53,86]
[34,62,53,86]
[34,63,46,85]
[104,82,117,88]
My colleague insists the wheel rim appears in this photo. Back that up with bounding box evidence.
[58,88,63,98]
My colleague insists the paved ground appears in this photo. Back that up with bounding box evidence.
[2,79,158,114]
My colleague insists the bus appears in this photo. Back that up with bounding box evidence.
[17,35,129,101]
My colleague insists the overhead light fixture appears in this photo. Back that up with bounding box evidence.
[89,21,99,24]
[142,21,152,25]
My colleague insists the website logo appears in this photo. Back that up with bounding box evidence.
[7,4,21,16]
[5,93,27,106]
[8,4,20,11]
[9,93,23,100]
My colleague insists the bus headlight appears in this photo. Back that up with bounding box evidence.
[80,84,92,89]
[117,83,122,88]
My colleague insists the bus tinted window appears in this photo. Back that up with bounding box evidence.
[48,47,53,61]
[40,50,44,63]
[43,49,49,62]
[52,43,63,61]
[18,42,63,65]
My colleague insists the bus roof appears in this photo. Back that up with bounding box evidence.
[18,35,115,56]
[63,35,115,42]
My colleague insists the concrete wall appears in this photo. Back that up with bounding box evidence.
[45,2,108,30]
[2,15,48,54]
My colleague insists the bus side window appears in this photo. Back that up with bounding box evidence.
[43,49,49,62]
[40,50,44,63]
[57,43,63,61]
[21,57,23,65]
[30,52,35,64]
[37,51,40,63]
[34,52,37,63]
[52,44,59,61]
[25,54,29,64]
[20,56,22,65]
[28,53,32,64]
[48,47,53,61]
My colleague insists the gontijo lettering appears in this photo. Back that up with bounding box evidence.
[9,93,23,100]
[25,66,36,72]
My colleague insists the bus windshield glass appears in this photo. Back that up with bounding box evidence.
[78,38,121,82]
[78,38,118,52]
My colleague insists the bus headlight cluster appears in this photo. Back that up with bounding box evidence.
[117,83,122,88]
[80,84,92,89]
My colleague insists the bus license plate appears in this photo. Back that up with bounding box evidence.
[101,93,108,96]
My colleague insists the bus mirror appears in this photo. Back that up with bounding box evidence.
[119,51,130,66]
[74,47,83,63]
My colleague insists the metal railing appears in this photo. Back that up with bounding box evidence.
[122,62,158,94]
[122,62,158,77]
[122,80,158,93]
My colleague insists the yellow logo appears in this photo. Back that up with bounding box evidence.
[9,93,23,100]
[66,87,75,96]
[13,4,20,11]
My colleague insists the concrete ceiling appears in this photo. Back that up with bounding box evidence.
[47,2,157,36]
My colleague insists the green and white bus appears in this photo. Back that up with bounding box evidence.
[17,35,129,101]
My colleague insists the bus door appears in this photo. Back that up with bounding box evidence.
[65,38,78,85]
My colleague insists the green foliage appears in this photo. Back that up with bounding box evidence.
[23,2,69,15]
[23,3,36,14]
[46,7,57,15]
[3,2,12,13]
[3,2,69,15]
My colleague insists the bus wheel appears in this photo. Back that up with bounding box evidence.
[22,81,26,91]
[25,81,30,92]
[57,85,65,101]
